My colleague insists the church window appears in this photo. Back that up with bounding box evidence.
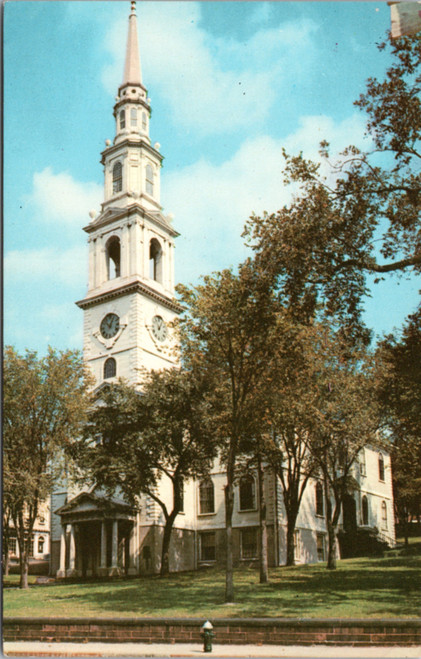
[199,531,216,562]
[293,529,301,561]
[359,449,366,477]
[119,110,126,129]
[104,357,116,379]
[241,528,258,559]
[199,479,215,515]
[112,161,123,194]
[106,236,121,279]
[38,536,45,554]
[145,164,154,196]
[379,454,385,481]
[381,501,388,529]
[362,495,369,525]
[28,537,34,557]
[315,482,324,517]
[130,108,137,126]
[316,533,326,561]
[142,112,147,130]
[149,238,163,283]
[239,474,256,511]
[9,538,17,555]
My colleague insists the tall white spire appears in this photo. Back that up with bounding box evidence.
[122,1,142,86]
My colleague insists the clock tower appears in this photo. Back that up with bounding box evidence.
[76,1,181,388]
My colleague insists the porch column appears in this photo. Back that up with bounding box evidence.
[100,521,107,568]
[111,520,118,569]
[69,524,76,571]
[57,525,66,578]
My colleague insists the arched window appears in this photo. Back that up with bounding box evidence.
[145,164,154,196]
[112,161,123,194]
[119,109,126,130]
[142,112,147,130]
[381,501,388,529]
[149,238,162,283]
[106,236,121,279]
[130,107,137,126]
[315,482,324,517]
[104,357,116,379]
[359,449,366,477]
[38,536,45,554]
[199,479,214,515]
[239,474,256,511]
[362,495,369,526]
[378,454,385,481]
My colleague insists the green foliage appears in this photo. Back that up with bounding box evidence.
[3,346,91,588]
[244,35,421,334]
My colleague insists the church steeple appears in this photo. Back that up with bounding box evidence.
[122,1,142,87]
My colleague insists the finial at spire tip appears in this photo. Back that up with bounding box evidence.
[130,1,136,14]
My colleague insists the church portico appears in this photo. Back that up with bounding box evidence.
[55,493,138,578]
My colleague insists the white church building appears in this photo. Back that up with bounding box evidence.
[50,2,395,578]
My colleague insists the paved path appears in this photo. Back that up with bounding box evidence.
[3,642,421,658]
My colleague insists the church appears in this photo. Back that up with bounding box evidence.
[49,2,395,578]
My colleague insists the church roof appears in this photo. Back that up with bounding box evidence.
[84,204,179,238]
[54,491,137,518]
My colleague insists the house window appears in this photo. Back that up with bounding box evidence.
[145,164,154,196]
[239,474,256,511]
[142,112,147,130]
[381,501,388,529]
[9,538,17,555]
[112,161,123,194]
[38,537,45,554]
[199,479,215,514]
[149,238,162,283]
[241,528,258,559]
[294,530,301,561]
[104,357,116,379]
[362,495,369,526]
[359,449,366,477]
[379,454,385,482]
[106,236,121,279]
[316,533,325,561]
[199,532,216,562]
[119,109,126,129]
[130,107,137,126]
[315,482,324,517]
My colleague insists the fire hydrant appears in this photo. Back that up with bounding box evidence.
[201,620,215,653]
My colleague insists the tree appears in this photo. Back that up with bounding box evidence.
[376,309,421,543]
[177,260,278,602]
[77,368,217,577]
[309,334,380,569]
[3,346,92,588]
[244,35,421,333]
[262,323,320,566]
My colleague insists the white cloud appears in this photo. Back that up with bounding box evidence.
[5,245,87,286]
[100,3,319,136]
[28,167,102,226]
[163,112,369,284]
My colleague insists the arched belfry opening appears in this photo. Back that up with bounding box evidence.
[149,238,162,283]
[106,237,121,279]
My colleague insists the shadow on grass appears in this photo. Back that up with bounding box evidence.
[19,553,419,619]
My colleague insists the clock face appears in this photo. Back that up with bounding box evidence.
[100,313,120,339]
[152,315,167,342]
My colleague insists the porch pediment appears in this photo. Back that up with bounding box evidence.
[55,491,137,521]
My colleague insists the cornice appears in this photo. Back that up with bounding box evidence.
[76,280,183,313]
[83,204,179,237]
[101,138,163,165]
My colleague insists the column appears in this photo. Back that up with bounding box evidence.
[111,520,118,569]
[68,524,76,572]
[100,521,107,569]
[57,526,66,578]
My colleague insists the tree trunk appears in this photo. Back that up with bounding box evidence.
[160,511,178,577]
[3,551,10,577]
[20,549,29,589]
[286,522,296,567]
[257,456,268,584]
[323,474,337,570]
[225,481,235,602]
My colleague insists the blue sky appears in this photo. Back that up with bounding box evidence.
[4,1,420,355]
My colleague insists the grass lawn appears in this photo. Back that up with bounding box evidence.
[4,545,421,620]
